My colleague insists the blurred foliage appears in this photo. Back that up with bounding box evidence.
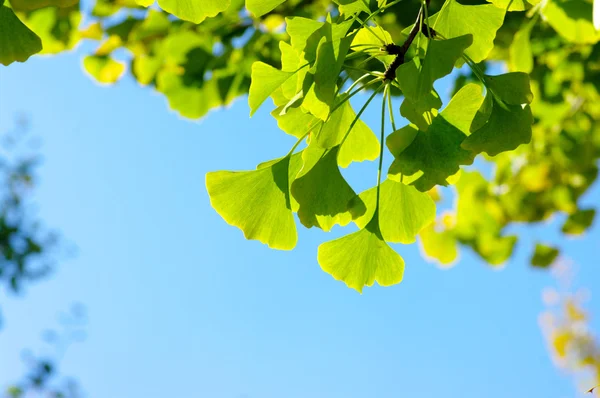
[541,261,600,396]
[3,304,86,398]
[0,117,59,311]
[1,0,599,285]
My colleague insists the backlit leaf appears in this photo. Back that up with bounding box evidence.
[206,155,301,250]
[249,62,294,116]
[318,214,405,293]
[157,0,231,24]
[291,146,356,231]
[247,0,287,17]
[83,55,126,84]
[349,179,436,243]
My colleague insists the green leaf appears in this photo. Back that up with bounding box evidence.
[272,106,319,138]
[83,55,126,84]
[206,155,302,250]
[317,214,405,293]
[296,20,354,119]
[485,72,534,105]
[0,5,42,66]
[291,146,356,231]
[249,62,295,116]
[486,0,529,12]
[397,35,473,127]
[419,220,458,266]
[531,243,559,268]
[157,0,231,23]
[462,97,532,156]
[562,208,596,235]
[334,0,371,15]
[542,0,600,44]
[462,73,533,156]
[247,0,286,17]
[312,94,379,167]
[348,179,436,243]
[9,0,78,11]
[387,84,484,191]
[157,71,221,119]
[475,234,517,266]
[429,0,505,63]
[509,23,534,73]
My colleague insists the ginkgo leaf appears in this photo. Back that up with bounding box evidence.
[247,0,287,17]
[334,0,371,14]
[475,233,517,266]
[158,0,231,24]
[351,25,395,66]
[312,94,379,167]
[83,55,126,84]
[206,155,299,250]
[291,146,356,231]
[271,106,319,138]
[135,0,154,6]
[0,5,42,66]
[542,0,600,44]
[317,213,405,293]
[387,84,484,191]
[249,62,295,116]
[348,179,436,244]
[9,0,78,11]
[562,208,595,235]
[486,0,528,12]
[397,35,473,127]
[509,23,534,73]
[298,20,354,118]
[157,71,220,119]
[312,34,352,107]
[485,72,533,105]
[428,0,505,63]
[419,219,459,266]
[531,243,559,268]
[463,94,532,156]
[463,73,533,156]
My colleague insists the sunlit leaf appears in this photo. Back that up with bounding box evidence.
[206,155,300,250]
[542,0,600,44]
[387,84,484,191]
[419,219,459,266]
[349,179,436,243]
[509,23,534,73]
[291,146,356,231]
[83,55,126,84]
[318,214,405,293]
[249,62,294,116]
[247,0,287,17]
[158,0,231,23]
[429,0,505,63]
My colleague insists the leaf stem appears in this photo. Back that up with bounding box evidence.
[339,83,385,148]
[376,84,390,211]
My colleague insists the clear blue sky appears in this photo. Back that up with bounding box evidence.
[0,43,599,398]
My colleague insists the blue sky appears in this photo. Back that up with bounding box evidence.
[0,45,599,398]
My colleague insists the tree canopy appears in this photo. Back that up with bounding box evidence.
[1,0,599,293]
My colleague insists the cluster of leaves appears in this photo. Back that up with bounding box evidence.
[540,262,600,396]
[2,0,599,292]
[0,118,58,304]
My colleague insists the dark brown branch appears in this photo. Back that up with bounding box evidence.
[383,1,432,81]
